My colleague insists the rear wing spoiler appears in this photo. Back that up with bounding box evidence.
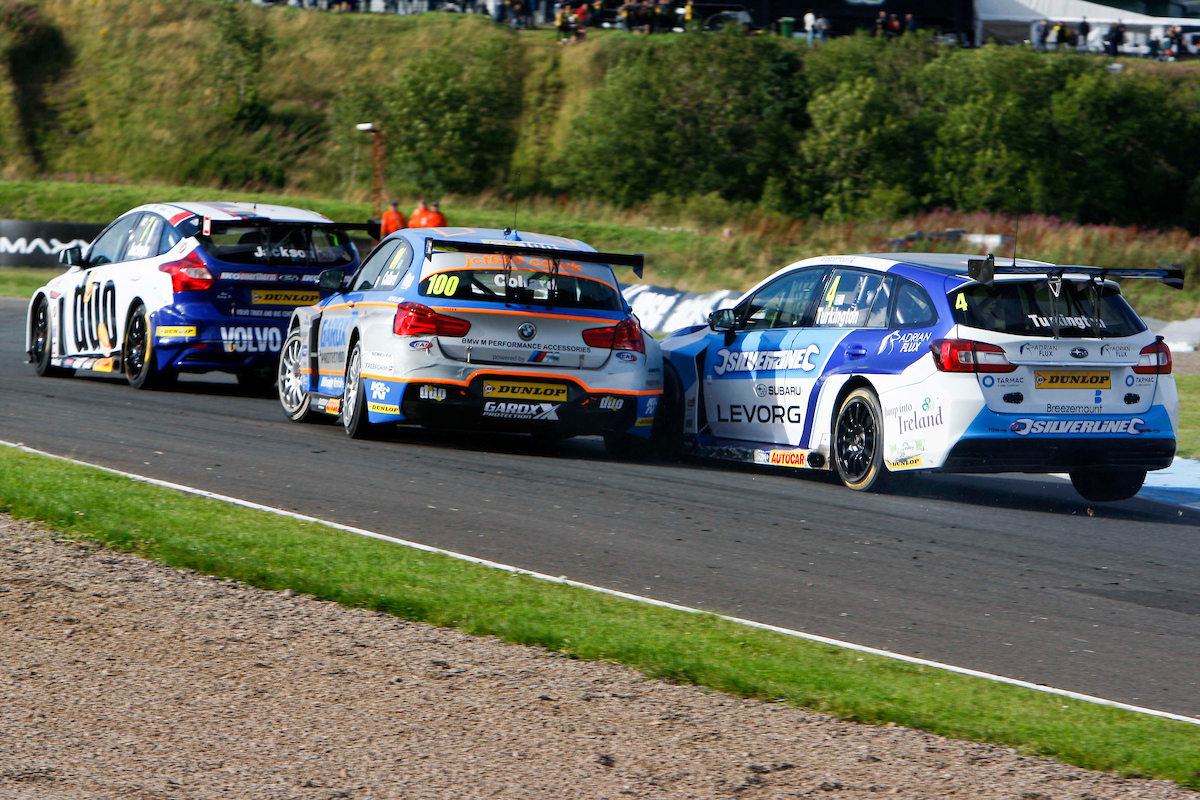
[200,217,381,240]
[423,237,645,279]
[967,254,1184,290]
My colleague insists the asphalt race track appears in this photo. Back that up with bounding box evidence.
[3,299,1198,717]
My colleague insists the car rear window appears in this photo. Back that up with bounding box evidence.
[417,253,623,311]
[200,224,355,267]
[950,280,1146,338]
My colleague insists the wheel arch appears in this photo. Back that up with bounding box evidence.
[828,375,878,438]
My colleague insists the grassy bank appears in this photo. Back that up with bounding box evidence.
[1177,375,1199,459]
[0,266,57,299]
[0,444,1198,788]
[3,179,1200,320]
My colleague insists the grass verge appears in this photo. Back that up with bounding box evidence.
[0,267,60,299]
[1,445,1198,787]
[1176,375,1199,460]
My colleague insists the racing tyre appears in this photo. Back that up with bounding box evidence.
[834,387,890,492]
[278,329,317,423]
[30,296,72,377]
[123,302,174,390]
[341,341,378,440]
[651,364,685,461]
[238,366,278,397]
[1069,469,1146,503]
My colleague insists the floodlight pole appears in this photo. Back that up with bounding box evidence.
[356,122,385,221]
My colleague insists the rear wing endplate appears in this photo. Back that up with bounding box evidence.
[423,237,645,279]
[967,254,1184,290]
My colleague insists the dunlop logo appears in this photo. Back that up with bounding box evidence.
[251,290,319,306]
[482,382,568,401]
[1034,371,1111,390]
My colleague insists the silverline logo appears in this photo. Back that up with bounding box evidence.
[1009,418,1143,436]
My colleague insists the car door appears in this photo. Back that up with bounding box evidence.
[811,268,895,371]
[314,239,401,396]
[702,267,827,445]
[65,212,141,360]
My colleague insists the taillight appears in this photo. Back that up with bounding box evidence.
[930,339,1017,373]
[159,251,213,293]
[582,318,645,352]
[1133,339,1172,375]
[393,302,471,337]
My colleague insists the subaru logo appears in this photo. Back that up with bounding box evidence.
[1070,347,1088,359]
[517,322,537,341]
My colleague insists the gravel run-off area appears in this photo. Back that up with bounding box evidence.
[1,515,1197,800]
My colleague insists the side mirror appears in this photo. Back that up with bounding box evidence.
[708,308,737,332]
[59,246,84,267]
[318,269,345,290]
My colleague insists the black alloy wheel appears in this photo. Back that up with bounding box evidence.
[123,303,173,390]
[834,387,889,492]
[31,297,71,377]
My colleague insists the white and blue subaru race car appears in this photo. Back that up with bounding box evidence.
[657,253,1182,502]
[25,202,366,391]
[277,228,663,454]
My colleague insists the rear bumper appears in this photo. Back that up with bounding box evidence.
[397,376,651,436]
[150,302,286,374]
[941,437,1175,473]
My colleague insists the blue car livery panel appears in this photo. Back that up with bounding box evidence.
[660,252,1182,502]
[25,202,363,390]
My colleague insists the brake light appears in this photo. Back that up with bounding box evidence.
[930,339,1017,373]
[393,302,471,337]
[158,251,213,293]
[582,318,645,352]
[1133,339,1172,375]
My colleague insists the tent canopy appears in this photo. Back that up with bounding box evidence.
[976,0,1198,26]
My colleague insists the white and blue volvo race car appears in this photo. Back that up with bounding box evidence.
[658,253,1182,502]
[25,202,366,391]
[277,228,663,455]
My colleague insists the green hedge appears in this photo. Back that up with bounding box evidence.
[3,0,1200,231]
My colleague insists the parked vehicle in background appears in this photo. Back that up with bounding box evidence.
[657,252,1182,503]
[277,228,664,456]
[25,203,366,392]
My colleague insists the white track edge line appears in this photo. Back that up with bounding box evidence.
[6,439,1199,727]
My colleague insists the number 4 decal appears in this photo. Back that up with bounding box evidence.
[955,293,968,312]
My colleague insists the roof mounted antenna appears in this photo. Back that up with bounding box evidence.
[511,171,522,235]
[1012,215,1019,267]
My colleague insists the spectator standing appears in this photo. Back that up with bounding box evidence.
[410,199,435,228]
[887,13,901,38]
[380,201,407,237]
[904,13,917,33]
[428,201,448,228]
[804,9,816,44]
[875,10,887,37]
[1078,16,1090,51]
[1035,19,1049,51]
[816,13,829,42]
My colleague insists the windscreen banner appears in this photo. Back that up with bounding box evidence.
[0,220,105,267]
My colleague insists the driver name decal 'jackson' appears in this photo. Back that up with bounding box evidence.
[713,346,820,376]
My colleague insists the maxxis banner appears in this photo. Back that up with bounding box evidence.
[0,219,105,267]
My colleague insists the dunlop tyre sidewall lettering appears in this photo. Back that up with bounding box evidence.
[123,302,172,390]
[278,328,318,423]
[341,341,377,440]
